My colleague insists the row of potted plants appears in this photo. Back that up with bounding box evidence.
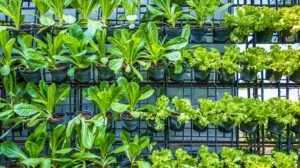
[1,1,299,43]
[1,23,300,84]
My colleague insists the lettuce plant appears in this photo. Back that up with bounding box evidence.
[198,98,217,126]
[244,154,273,168]
[147,0,193,28]
[175,149,198,167]
[119,0,140,29]
[238,98,268,125]
[221,147,244,168]
[99,0,121,26]
[32,0,55,26]
[198,145,223,168]
[189,46,221,71]
[221,45,242,75]
[171,97,197,124]
[89,29,110,66]
[0,0,24,29]
[71,0,100,21]
[273,151,298,168]
[278,6,300,34]
[0,30,17,76]
[240,47,267,72]
[150,149,176,167]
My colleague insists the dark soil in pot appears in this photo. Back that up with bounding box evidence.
[240,121,258,134]
[74,110,93,120]
[49,113,66,128]
[291,117,300,134]
[19,67,42,83]
[290,68,300,83]
[279,30,297,43]
[190,27,207,43]
[255,29,274,43]
[106,112,113,132]
[265,70,283,83]
[49,63,69,83]
[192,122,208,132]
[120,112,139,132]
[97,65,114,81]
[165,27,182,40]
[218,68,235,83]
[267,118,285,134]
[169,113,185,132]
[194,68,211,82]
[169,64,187,82]
[213,27,231,43]
[240,66,257,82]
[75,66,91,83]
[218,120,235,133]
[148,62,165,81]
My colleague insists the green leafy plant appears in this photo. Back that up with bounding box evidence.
[266,45,300,76]
[244,154,273,168]
[0,30,17,76]
[221,45,242,75]
[108,29,145,81]
[117,77,154,118]
[14,33,48,72]
[186,0,232,27]
[189,46,221,71]
[278,6,300,34]
[54,24,97,76]
[139,22,188,68]
[221,147,244,168]
[99,0,121,26]
[265,97,295,125]
[14,80,70,127]
[273,151,298,168]
[84,81,126,117]
[198,145,223,168]
[147,0,193,28]
[198,98,217,126]
[71,0,100,21]
[35,33,65,70]
[89,29,110,66]
[149,149,176,168]
[32,0,55,26]
[119,0,141,29]
[141,95,172,131]
[0,0,24,29]
[119,131,152,167]
[175,149,198,167]
[240,47,267,72]
[171,97,198,125]
[42,0,76,26]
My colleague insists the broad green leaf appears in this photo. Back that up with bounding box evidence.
[14,103,42,116]
[0,141,27,160]
[165,51,181,61]
[0,65,10,76]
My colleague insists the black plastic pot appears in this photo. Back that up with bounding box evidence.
[240,67,257,82]
[147,120,160,133]
[74,110,93,120]
[169,64,187,82]
[148,63,165,81]
[49,113,66,129]
[19,68,42,83]
[218,68,235,83]
[218,120,235,133]
[192,122,208,132]
[16,69,24,82]
[158,27,165,41]
[265,70,283,83]
[75,66,91,83]
[267,118,285,134]
[213,27,231,43]
[240,121,258,134]
[165,27,182,40]
[120,112,139,132]
[194,68,211,82]
[290,68,300,83]
[279,30,297,43]
[169,113,185,132]
[291,117,300,134]
[255,29,274,43]
[49,63,68,83]
[191,27,207,43]
[97,65,114,81]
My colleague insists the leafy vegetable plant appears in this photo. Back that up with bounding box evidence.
[240,47,267,72]
[32,0,55,26]
[273,151,298,168]
[119,0,141,29]
[149,149,176,167]
[221,45,242,75]
[0,30,17,76]
[221,147,244,168]
[99,0,121,26]
[0,0,24,29]
[171,97,198,125]
[71,0,100,21]
[89,29,110,66]
[189,46,221,71]
[244,154,273,168]
[198,145,223,168]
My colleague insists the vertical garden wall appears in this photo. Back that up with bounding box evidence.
[0,0,300,167]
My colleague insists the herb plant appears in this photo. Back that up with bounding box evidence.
[0,30,17,76]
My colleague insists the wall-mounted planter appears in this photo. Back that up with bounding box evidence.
[169,64,187,82]
[148,62,165,82]
[218,120,235,133]
[290,68,300,83]
[169,113,185,132]
[49,63,68,83]
[191,27,207,43]
[279,30,297,43]
[165,27,182,40]
[218,68,235,83]
[147,120,160,133]
[74,110,93,120]
[19,68,41,83]
[192,122,208,132]
[267,118,285,134]
[240,121,258,134]
[75,66,91,83]
[194,68,211,82]
[120,112,139,132]
[240,67,257,82]
[265,70,282,83]
[97,65,114,81]
[255,29,273,43]
[213,27,231,43]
